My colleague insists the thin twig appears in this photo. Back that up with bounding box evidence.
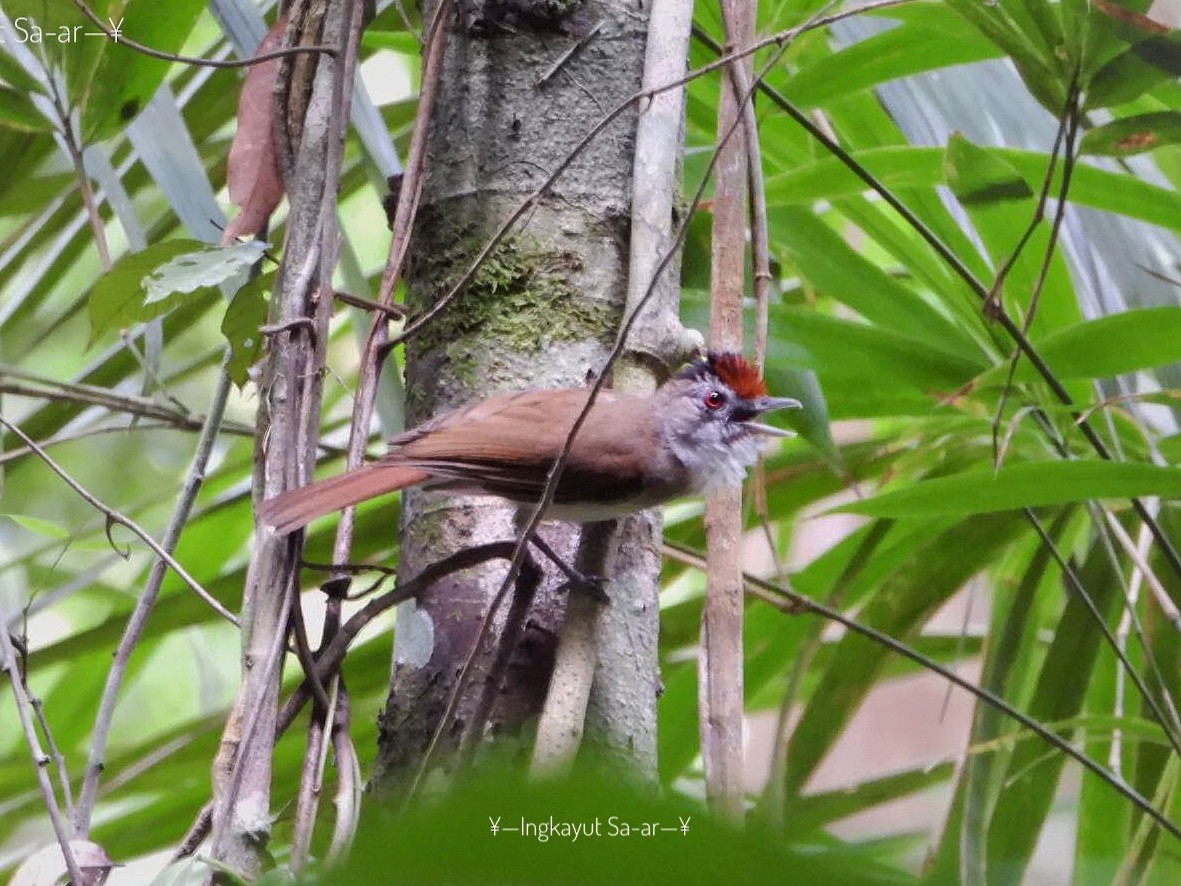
[173,803,213,861]
[390,0,424,45]
[0,414,236,626]
[373,0,452,312]
[289,681,329,873]
[537,20,604,86]
[29,696,74,821]
[699,0,774,821]
[327,706,361,864]
[0,617,85,886]
[0,377,219,429]
[332,289,407,318]
[68,0,336,68]
[289,590,333,713]
[992,72,1081,468]
[661,540,1181,843]
[692,20,1181,607]
[73,366,235,836]
[41,63,112,273]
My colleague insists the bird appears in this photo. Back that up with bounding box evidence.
[257,352,800,534]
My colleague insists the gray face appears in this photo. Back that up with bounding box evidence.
[656,375,778,493]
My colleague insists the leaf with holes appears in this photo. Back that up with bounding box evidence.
[86,239,207,346]
[221,273,272,387]
[142,240,268,306]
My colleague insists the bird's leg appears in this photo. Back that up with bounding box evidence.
[527,533,610,604]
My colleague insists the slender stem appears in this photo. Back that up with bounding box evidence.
[663,540,1181,844]
[68,0,335,68]
[0,619,85,886]
[690,26,1181,594]
[275,543,532,737]
[72,367,234,835]
[0,414,236,626]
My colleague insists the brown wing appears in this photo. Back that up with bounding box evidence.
[259,387,667,533]
[387,388,659,506]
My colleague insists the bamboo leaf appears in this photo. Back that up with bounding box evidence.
[843,461,1181,519]
[969,306,1181,384]
[1087,32,1181,108]
[1079,111,1181,155]
[944,134,1034,205]
[766,145,1181,232]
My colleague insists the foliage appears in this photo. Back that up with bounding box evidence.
[2,0,1181,883]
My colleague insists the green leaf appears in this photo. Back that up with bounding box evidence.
[221,274,271,387]
[942,134,1080,342]
[3,1,205,141]
[86,239,207,346]
[789,761,957,833]
[781,9,1002,109]
[361,30,421,55]
[1080,111,1181,155]
[944,134,1034,205]
[80,0,207,141]
[0,86,49,133]
[764,365,837,461]
[766,307,987,391]
[843,461,1181,519]
[782,514,1025,797]
[943,0,1067,110]
[768,205,978,349]
[933,517,1071,883]
[142,240,268,305]
[1,514,69,539]
[1031,305,1181,379]
[972,305,1181,385]
[987,545,1121,880]
[766,145,1181,233]
[3,1,104,107]
[0,47,47,97]
[1086,33,1181,110]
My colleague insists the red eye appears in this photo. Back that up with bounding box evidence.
[704,390,725,410]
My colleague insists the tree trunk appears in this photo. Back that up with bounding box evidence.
[370,0,663,795]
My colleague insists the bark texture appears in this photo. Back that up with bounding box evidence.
[211,0,363,878]
[370,0,662,794]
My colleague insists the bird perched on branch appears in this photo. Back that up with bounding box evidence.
[258,352,799,534]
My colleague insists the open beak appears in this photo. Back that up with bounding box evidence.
[746,396,802,437]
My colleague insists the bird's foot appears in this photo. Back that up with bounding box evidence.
[560,570,610,605]
[528,535,611,605]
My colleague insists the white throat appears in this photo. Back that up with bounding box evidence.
[668,430,762,495]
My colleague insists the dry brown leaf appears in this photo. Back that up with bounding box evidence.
[222,17,288,245]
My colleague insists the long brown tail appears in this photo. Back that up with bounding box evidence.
[257,463,429,534]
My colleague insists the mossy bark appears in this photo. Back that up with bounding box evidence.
[370,0,662,794]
